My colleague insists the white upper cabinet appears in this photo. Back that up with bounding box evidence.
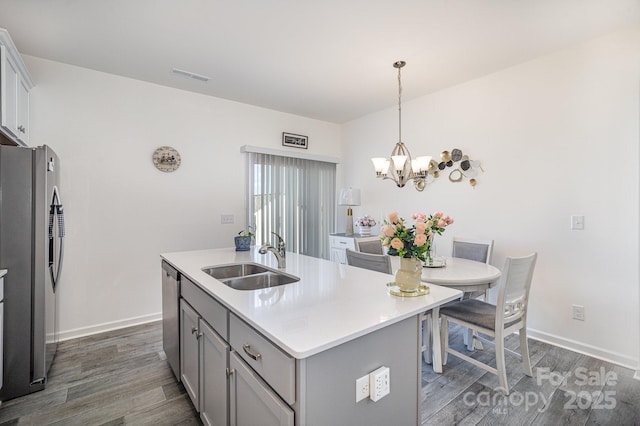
[0,29,33,146]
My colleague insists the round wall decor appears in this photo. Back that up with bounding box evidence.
[152,146,181,172]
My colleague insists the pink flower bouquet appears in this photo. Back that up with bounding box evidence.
[381,211,453,262]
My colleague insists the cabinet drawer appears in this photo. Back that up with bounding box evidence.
[182,277,228,340]
[230,313,295,405]
[329,235,355,250]
[230,351,294,426]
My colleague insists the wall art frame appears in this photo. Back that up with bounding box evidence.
[282,132,308,149]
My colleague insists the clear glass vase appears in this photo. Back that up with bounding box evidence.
[425,237,436,266]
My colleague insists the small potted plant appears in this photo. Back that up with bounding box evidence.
[234,227,255,251]
[355,215,377,236]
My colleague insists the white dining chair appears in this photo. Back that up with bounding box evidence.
[438,253,537,395]
[345,249,392,274]
[355,239,384,255]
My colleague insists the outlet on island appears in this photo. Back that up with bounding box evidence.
[369,366,390,402]
[356,366,391,402]
[355,375,370,402]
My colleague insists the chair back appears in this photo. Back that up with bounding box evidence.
[452,237,494,264]
[356,239,384,255]
[345,249,392,274]
[495,253,537,325]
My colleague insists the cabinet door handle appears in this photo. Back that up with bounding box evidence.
[242,344,262,361]
[191,326,198,335]
[18,125,25,133]
[196,332,203,339]
[226,367,235,378]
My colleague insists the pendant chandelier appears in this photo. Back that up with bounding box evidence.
[371,61,434,192]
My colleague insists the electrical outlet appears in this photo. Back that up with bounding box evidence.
[369,366,390,402]
[572,304,585,321]
[355,375,370,402]
[221,214,234,224]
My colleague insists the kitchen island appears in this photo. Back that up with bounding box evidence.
[161,247,461,426]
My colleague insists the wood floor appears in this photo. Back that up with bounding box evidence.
[0,321,638,425]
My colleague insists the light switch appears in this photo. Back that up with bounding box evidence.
[571,215,584,230]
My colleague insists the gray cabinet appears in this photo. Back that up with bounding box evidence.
[180,300,200,407]
[180,294,229,426]
[176,275,293,425]
[200,319,229,426]
[229,313,295,405]
[229,351,294,426]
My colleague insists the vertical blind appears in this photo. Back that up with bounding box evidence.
[248,152,336,259]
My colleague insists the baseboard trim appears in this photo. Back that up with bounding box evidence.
[58,312,162,342]
[57,316,640,373]
[527,328,638,370]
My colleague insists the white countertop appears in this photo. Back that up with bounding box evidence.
[161,247,462,359]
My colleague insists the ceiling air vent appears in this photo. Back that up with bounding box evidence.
[171,68,210,82]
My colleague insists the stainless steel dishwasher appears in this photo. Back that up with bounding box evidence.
[161,261,180,380]
[1,269,5,392]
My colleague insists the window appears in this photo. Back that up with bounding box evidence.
[248,152,336,259]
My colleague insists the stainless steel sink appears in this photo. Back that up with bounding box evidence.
[223,272,299,290]
[202,263,270,280]
[202,263,299,290]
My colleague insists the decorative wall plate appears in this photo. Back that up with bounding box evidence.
[152,146,181,172]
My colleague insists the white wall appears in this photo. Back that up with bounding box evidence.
[24,56,342,338]
[342,27,640,368]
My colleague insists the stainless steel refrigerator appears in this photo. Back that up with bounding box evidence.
[0,145,65,401]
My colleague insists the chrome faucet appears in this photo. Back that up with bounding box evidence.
[259,231,286,268]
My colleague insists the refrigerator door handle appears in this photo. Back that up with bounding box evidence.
[48,186,65,291]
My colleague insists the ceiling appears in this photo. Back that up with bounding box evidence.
[0,0,638,123]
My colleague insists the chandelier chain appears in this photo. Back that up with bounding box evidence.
[398,64,402,143]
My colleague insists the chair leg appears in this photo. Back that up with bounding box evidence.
[472,330,484,350]
[495,330,509,395]
[422,313,432,365]
[463,327,473,350]
[519,328,533,377]
[431,307,442,373]
[464,328,484,351]
[441,316,449,365]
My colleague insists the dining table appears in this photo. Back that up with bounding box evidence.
[390,255,502,373]
[420,256,502,292]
